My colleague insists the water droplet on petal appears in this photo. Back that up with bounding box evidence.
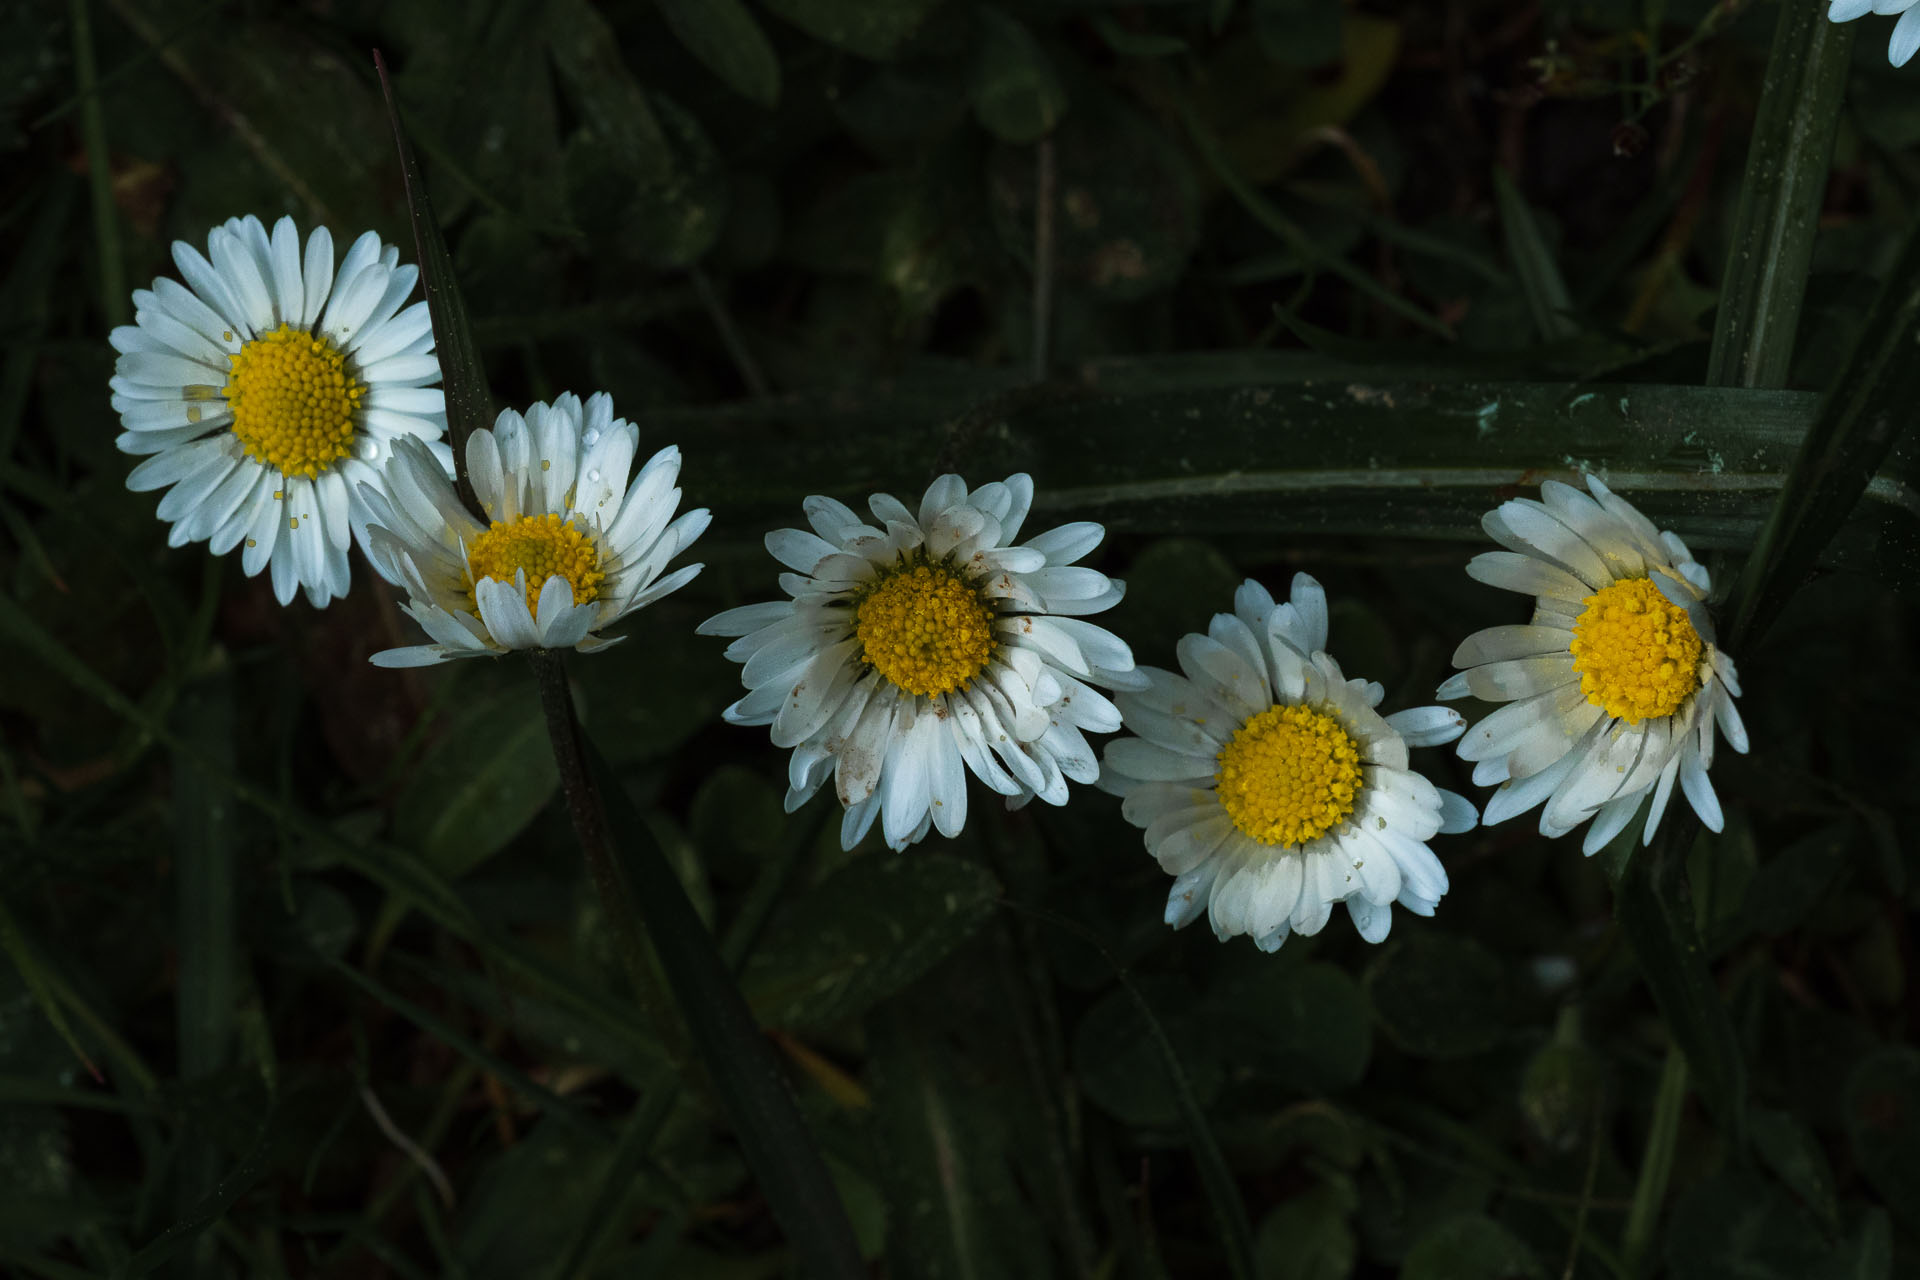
[359,439,382,460]
[586,468,601,483]
[582,429,600,447]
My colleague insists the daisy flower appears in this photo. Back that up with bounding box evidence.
[1441,475,1748,853]
[1100,574,1476,950]
[361,392,708,666]
[698,473,1146,852]
[109,214,448,607]
[1828,0,1920,68]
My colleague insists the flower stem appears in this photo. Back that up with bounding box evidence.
[1622,1045,1687,1275]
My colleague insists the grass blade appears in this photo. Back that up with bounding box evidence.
[0,889,103,1083]
[1492,166,1577,342]
[172,672,236,1280]
[1723,214,1920,649]
[1705,1,1853,389]
[372,48,490,515]
[1621,1046,1688,1273]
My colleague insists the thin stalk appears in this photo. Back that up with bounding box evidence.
[1622,1047,1688,1275]
[70,0,127,326]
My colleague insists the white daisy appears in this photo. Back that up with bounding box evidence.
[1100,574,1476,951]
[697,473,1147,852]
[1440,475,1749,854]
[361,391,708,666]
[109,214,449,607]
[1829,0,1920,67]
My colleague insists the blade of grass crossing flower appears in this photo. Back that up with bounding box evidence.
[172,672,237,1280]
[372,49,490,518]
[1492,166,1577,342]
[69,0,127,327]
[1705,4,1852,389]
[1723,210,1920,650]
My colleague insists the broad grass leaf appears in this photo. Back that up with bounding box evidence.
[741,852,999,1029]
[457,1118,615,1280]
[393,688,559,881]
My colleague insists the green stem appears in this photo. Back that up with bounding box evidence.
[1622,1047,1688,1275]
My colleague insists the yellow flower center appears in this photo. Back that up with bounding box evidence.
[1214,704,1362,848]
[466,513,604,619]
[1568,577,1704,723]
[222,323,365,479]
[853,556,997,698]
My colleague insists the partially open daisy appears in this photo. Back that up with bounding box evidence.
[698,473,1146,852]
[1100,574,1475,950]
[1441,476,1748,853]
[1829,0,1920,68]
[361,392,708,666]
[109,214,448,607]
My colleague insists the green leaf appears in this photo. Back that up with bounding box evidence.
[1363,933,1509,1059]
[656,0,782,107]
[393,686,559,881]
[1492,167,1576,344]
[741,851,999,1029]
[1088,13,1186,57]
[1401,1214,1544,1280]
[1255,1185,1356,1280]
[374,49,491,512]
[456,1119,615,1280]
[969,9,1065,144]
[1252,0,1341,68]
[1208,961,1371,1094]
[1705,0,1853,389]
[120,1109,278,1277]
[0,892,99,1085]
[1073,977,1223,1129]
[1843,1047,1920,1230]
[759,0,948,60]
[1663,1171,1834,1280]
[1751,1107,1839,1232]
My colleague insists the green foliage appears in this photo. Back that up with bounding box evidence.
[1,0,1917,1274]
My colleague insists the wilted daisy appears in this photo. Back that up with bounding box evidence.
[109,214,447,607]
[1100,574,1475,950]
[1441,475,1747,853]
[362,392,708,666]
[1828,0,1920,67]
[698,473,1146,852]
